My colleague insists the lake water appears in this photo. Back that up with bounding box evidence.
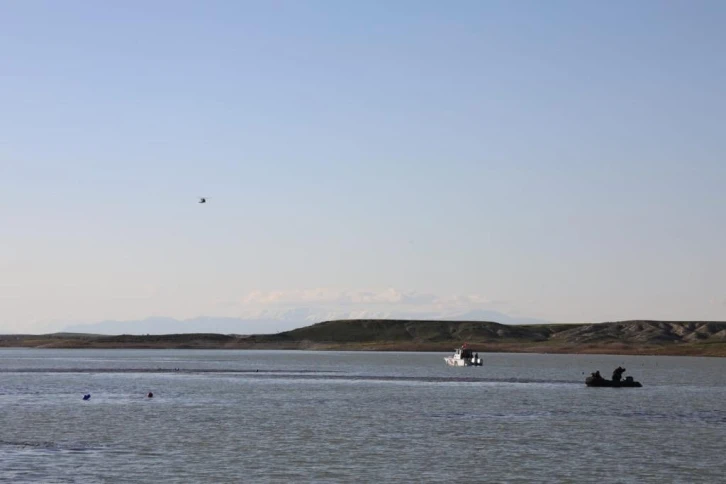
[1,349,724,483]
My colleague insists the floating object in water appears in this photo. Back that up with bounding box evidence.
[147,392,153,398]
[444,343,482,367]
[83,394,91,400]
[585,373,642,388]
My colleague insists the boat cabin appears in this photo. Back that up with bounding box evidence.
[456,347,475,359]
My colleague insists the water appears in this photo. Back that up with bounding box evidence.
[1,349,724,483]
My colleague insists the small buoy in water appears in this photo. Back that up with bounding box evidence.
[147,392,153,398]
[83,394,91,401]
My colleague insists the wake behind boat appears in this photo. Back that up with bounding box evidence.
[444,344,482,367]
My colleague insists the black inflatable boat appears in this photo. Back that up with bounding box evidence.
[585,375,642,387]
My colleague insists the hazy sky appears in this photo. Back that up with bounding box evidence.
[2,1,725,333]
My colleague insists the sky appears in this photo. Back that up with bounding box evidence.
[2,1,726,333]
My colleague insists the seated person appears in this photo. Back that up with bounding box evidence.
[612,366,626,382]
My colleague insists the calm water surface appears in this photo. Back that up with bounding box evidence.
[1,349,724,483]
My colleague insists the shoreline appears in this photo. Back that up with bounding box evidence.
[1,340,725,357]
[3,319,726,357]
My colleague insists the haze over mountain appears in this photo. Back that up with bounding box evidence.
[62,308,547,335]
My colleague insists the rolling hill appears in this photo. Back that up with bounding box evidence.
[2,319,726,356]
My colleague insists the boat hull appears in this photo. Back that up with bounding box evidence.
[585,377,642,387]
[444,357,482,367]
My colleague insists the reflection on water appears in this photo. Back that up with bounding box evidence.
[1,349,724,482]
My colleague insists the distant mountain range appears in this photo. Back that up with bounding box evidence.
[63,316,292,336]
[61,310,548,335]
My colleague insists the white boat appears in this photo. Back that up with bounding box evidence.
[444,344,482,367]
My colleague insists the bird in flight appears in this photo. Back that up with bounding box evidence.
[198,197,207,204]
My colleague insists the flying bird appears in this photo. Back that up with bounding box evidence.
[198,197,207,204]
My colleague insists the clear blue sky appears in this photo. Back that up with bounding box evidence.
[2,1,725,332]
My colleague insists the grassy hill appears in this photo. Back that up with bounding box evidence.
[2,320,726,356]
[243,319,726,355]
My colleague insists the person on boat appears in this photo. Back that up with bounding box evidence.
[612,366,626,382]
[591,370,602,380]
